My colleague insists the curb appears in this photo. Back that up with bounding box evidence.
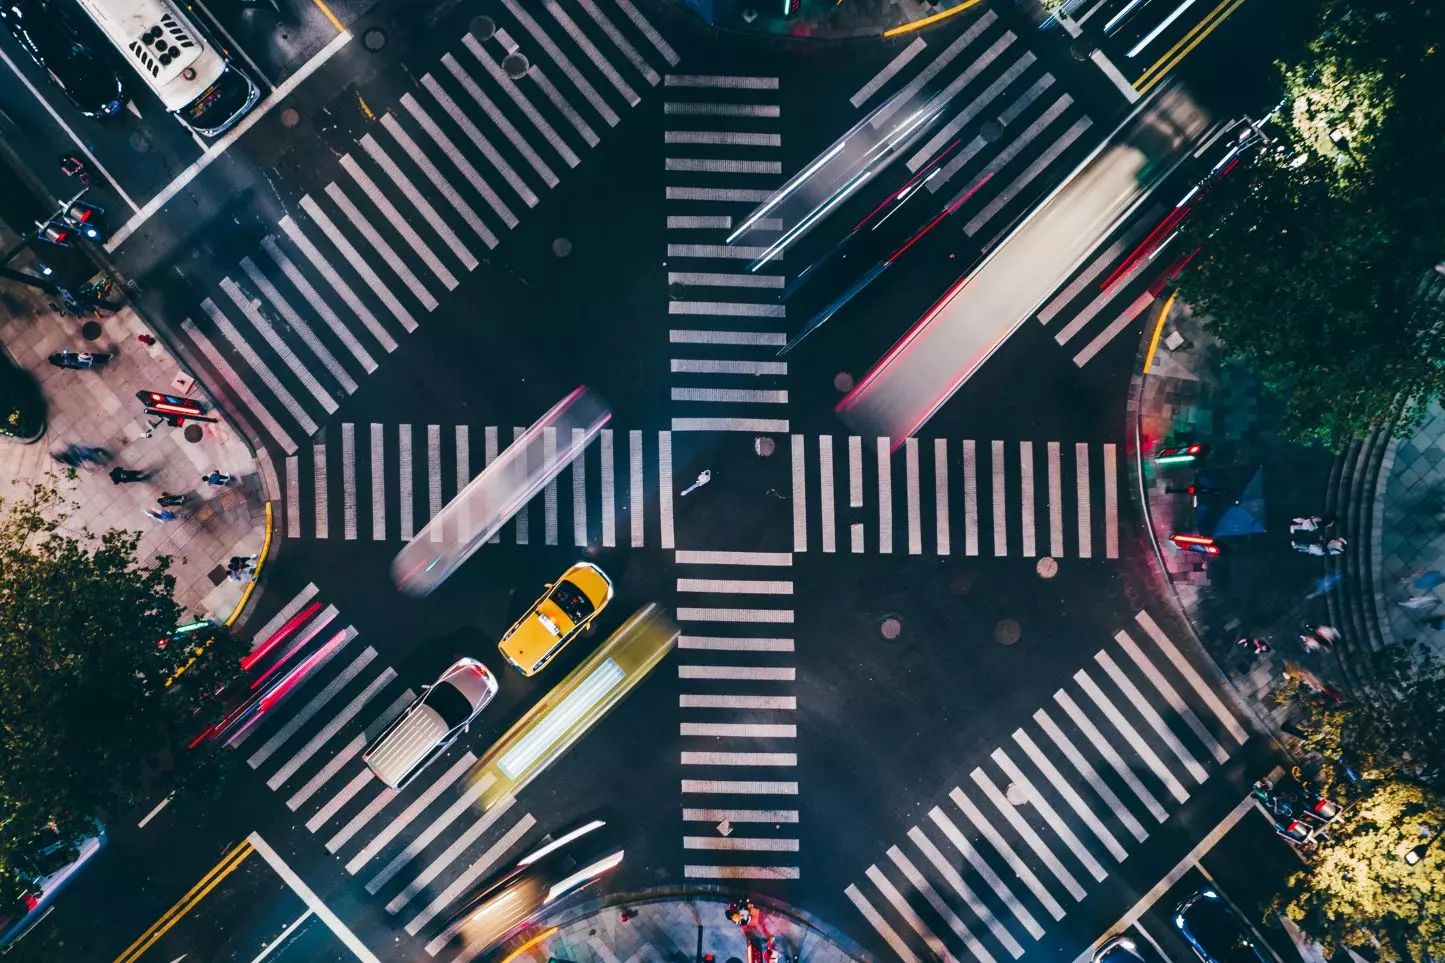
[643,0,955,46]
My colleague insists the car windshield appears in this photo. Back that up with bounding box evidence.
[1183,900,1268,963]
[185,65,252,133]
[549,580,595,623]
[424,680,474,729]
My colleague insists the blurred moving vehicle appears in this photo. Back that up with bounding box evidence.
[0,0,123,117]
[1174,890,1270,963]
[499,562,614,677]
[1092,935,1151,963]
[440,819,623,952]
[363,658,498,789]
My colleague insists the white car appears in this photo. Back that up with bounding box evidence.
[363,659,497,789]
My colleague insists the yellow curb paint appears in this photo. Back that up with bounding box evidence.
[227,500,273,629]
[1143,290,1178,375]
[313,0,345,33]
[883,0,985,38]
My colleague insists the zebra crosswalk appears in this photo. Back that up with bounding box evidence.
[281,424,1122,560]
[168,0,679,457]
[230,586,549,960]
[844,609,1251,963]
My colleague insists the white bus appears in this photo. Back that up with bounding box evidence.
[72,0,258,137]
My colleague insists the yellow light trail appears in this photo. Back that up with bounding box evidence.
[1143,290,1178,374]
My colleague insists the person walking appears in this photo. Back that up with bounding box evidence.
[227,557,253,582]
[1326,537,1348,555]
[1290,516,1322,534]
[156,492,186,507]
[1292,540,1326,556]
[203,469,233,486]
[143,508,176,522]
[110,466,146,484]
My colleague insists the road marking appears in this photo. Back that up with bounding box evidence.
[339,424,357,540]
[909,826,1023,957]
[390,795,520,915]
[615,0,679,64]
[544,426,559,545]
[666,158,782,175]
[345,756,477,875]
[238,257,357,392]
[285,457,300,536]
[685,836,797,851]
[182,319,297,454]
[671,387,788,402]
[667,243,776,259]
[513,427,529,544]
[677,579,793,594]
[666,130,781,146]
[682,780,798,794]
[679,636,793,652]
[253,909,312,962]
[793,435,807,552]
[684,808,797,822]
[873,10,994,129]
[509,35,600,147]
[671,417,789,432]
[667,187,775,203]
[463,34,579,168]
[990,440,1007,556]
[976,763,1094,895]
[573,427,587,546]
[546,0,639,104]
[370,425,385,540]
[1095,651,1208,783]
[455,425,469,541]
[851,521,865,554]
[928,806,1043,938]
[688,865,798,879]
[681,722,796,737]
[1057,255,1152,346]
[410,812,537,938]
[275,219,398,354]
[967,116,1092,235]
[326,178,441,308]
[111,840,254,963]
[680,695,795,709]
[1070,677,1188,805]
[297,196,416,333]
[951,786,1066,921]
[630,429,644,547]
[398,426,413,541]
[934,438,950,555]
[248,833,380,963]
[682,751,796,766]
[659,431,674,549]
[847,884,920,963]
[850,36,927,108]
[250,585,318,651]
[1011,730,1128,861]
[313,444,329,539]
[428,425,443,541]
[676,550,792,565]
[904,438,921,554]
[219,278,338,414]
[106,31,353,249]
[678,665,795,681]
[668,273,784,290]
[576,0,658,86]
[1052,690,1170,825]
[365,773,494,895]
[868,863,958,963]
[1039,213,1159,324]
[1034,708,1149,842]
[137,794,173,829]
[358,134,478,270]
[990,750,1109,882]
[668,215,733,228]
[1104,443,1119,558]
[202,298,320,435]
[891,846,993,963]
[820,436,837,553]
[601,428,615,547]
[1076,443,1092,557]
[963,440,979,556]
[1048,441,1064,557]
[420,73,537,209]
[677,608,793,623]
[377,119,496,250]
[305,768,372,832]
[399,94,517,228]
[324,697,415,853]
[485,427,500,544]
[286,733,365,812]
[443,53,558,187]
[910,49,1033,172]
[846,436,862,508]
[665,101,779,117]
[1115,630,1228,764]
[877,437,893,554]
[1134,610,1249,744]
[1074,289,1152,366]
[501,0,619,126]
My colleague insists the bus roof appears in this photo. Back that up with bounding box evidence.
[73,0,213,95]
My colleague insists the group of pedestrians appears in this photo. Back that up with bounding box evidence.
[1235,623,1342,658]
[135,470,233,522]
[1290,515,1347,556]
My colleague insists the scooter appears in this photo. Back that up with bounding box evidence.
[49,350,111,370]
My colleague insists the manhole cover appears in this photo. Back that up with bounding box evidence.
[834,372,855,392]
[183,424,203,443]
[980,119,1004,143]
[362,27,386,51]
[668,281,687,300]
[754,436,776,458]
[880,615,903,640]
[1036,556,1059,579]
[949,570,975,595]
[80,320,103,340]
[502,52,529,79]
[995,619,1021,645]
[471,14,496,40]
[129,128,154,153]
[280,107,299,128]
[552,238,572,258]
[1005,782,1029,805]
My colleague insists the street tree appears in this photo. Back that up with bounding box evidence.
[0,482,247,860]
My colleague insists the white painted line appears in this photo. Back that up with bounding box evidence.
[873,436,893,554]
[668,215,733,228]
[868,863,958,963]
[399,425,414,542]
[398,803,531,927]
[677,578,792,594]
[415,813,542,950]
[1056,256,1153,346]
[682,751,796,766]
[250,584,318,649]
[340,423,357,540]
[666,74,775,88]
[929,805,1044,938]
[667,187,775,203]
[1115,630,1228,764]
[266,664,393,790]
[275,219,397,355]
[313,443,328,539]
[246,637,369,769]
[891,846,993,963]
[975,763,1095,895]
[1037,703,1158,834]
[376,117,497,249]
[359,134,478,270]
[967,116,1093,235]
[285,457,300,536]
[666,130,781,146]
[846,883,920,963]
[670,387,788,403]
[851,521,865,554]
[666,101,780,117]
[513,426,529,545]
[850,37,926,108]
[680,695,795,709]
[676,550,792,566]
[677,608,793,623]
[820,435,836,553]
[1062,682,1180,811]
[951,786,1066,921]
[420,73,537,209]
[399,93,518,227]
[669,273,784,290]
[666,157,782,174]
[428,425,443,541]
[545,0,639,104]
[105,31,353,249]
[201,298,319,436]
[1134,610,1249,744]
[501,0,619,127]
[370,424,385,540]
[443,53,558,188]
[688,865,798,879]
[323,694,414,853]
[904,438,921,554]
[573,427,588,547]
[683,808,799,822]
[305,768,372,833]
[681,722,796,737]
[239,256,357,393]
[1074,290,1152,366]
[516,43,601,147]
[991,439,1007,556]
[678,665,795,681]
[672,417,790,432]
[685,836,798,852]
[1018,441,1037,557]
[137,794,173,829]
[247,831,382,963]
[326,178,441,309]
[365,772,495,895]
[575,0,658,86]
[667,243,776,259]
[346,756,478,876]
[963,440,979,556]
[297,196,418,333]
[848,436,863,508]
[485,427,499,544]
[1103,443,1119,559]
[1076,443,1092,558]
[792,434,807,552]
[909,826,1023,958]
[1011,729,1129,862]
[1048,441,1064,557]
[630,429,644,548]
[681,780,798,794]
[659,430,674,549]
[181,319,297,454]
[909,49,1034,173]
[616,0,680,64]
[990,750,1109,882]
[463,35,579,167]
[872,10,994,129]
[455,425,470,543]
[285,733,364,812]
[601,428,615,548]
[1038,212,1160,324]
[934,438,950,555]
[218,277,338,414]
[1094,651,1208,783]
[679,636,793,652]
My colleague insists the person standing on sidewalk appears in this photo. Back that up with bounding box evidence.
[110,466,146,484]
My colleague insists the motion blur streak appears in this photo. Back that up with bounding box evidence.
[838,82,1210,444]
[392,387,611,597]
[241,600,322,671]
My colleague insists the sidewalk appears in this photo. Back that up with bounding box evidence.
[1374,404,1445,658]
[0,283,274,628]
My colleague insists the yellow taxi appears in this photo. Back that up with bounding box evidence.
[498,561,614,676]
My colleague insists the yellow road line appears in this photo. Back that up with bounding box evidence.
[227,501,273,628]
[112,841,254,963]
[313,0,345,33]
[883,0,986,38]
[1133,0,1245,94]
[498,927,559,963]
[1143,290,1178,374]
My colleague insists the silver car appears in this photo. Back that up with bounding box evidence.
[363,658,497,789]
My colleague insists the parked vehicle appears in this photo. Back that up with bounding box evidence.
[0,0,123,117]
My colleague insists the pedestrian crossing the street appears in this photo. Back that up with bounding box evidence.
[227,586,550,960]
[167,0,679,458]
[282,424,1122,559]
[663,72,788,435]
[674,550,800,881]
[844,608,1252,963]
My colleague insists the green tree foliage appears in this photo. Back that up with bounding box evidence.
[1174,0,1445,447]
[0,483,246,861]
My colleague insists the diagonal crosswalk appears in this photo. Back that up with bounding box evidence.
[170,0,677,458]
[844,609,1251,963]
[278,424,1123,559]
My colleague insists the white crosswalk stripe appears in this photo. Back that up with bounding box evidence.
[273,217,399,354]
[846,609,1251,962]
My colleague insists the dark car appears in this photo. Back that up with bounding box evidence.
[1174,890,1270,963]
[0,0,122,117]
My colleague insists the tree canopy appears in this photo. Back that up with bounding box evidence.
[0,483,247,866]
[1174,0,1445,447]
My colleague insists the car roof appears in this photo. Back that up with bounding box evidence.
[561,561,612,605]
